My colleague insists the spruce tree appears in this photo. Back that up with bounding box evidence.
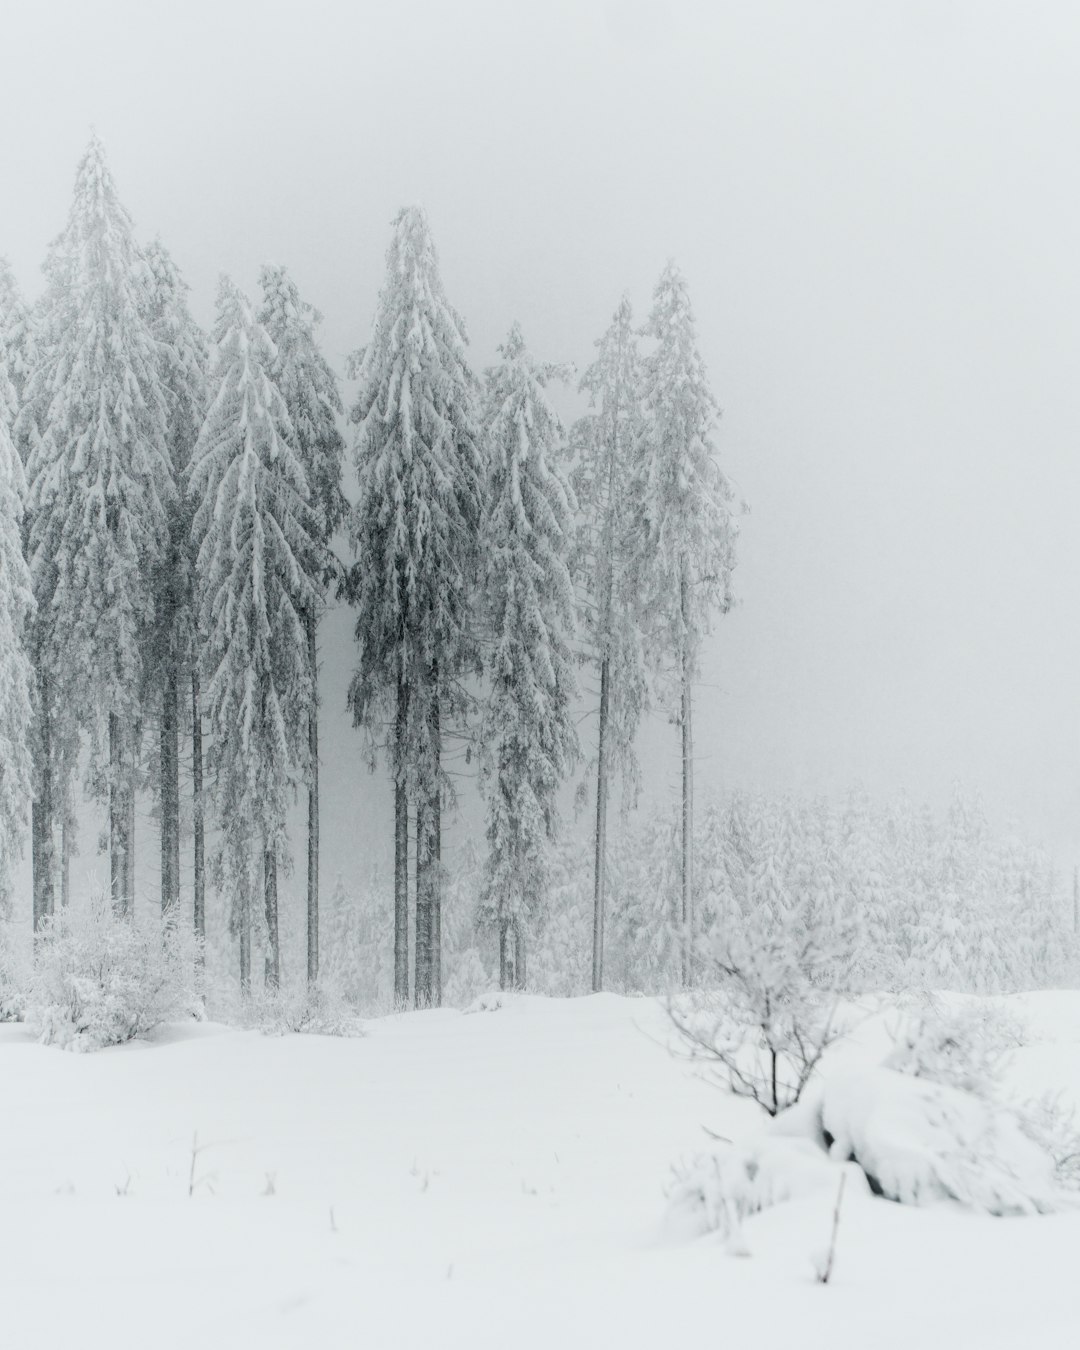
[257,264,345,984]
[477,325,579,989]
[0,348,34,908]
[144,239,208,924]
[347,206,484,1008]
[190,276,317,991]
[570,295,648,991]
[632,262,738,985]
[24,135,172,917]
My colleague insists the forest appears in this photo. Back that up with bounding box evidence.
[0,136,1074,1037]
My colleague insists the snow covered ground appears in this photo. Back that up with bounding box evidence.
[3,990,1079,1349]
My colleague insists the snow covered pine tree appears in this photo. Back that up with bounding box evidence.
[24,136,173,919]
[477,324,579,990]
[258,264,346,985]
[632,263,739,985]
[347,206,484,1008]
[570,295,649,991]
[190,277,318,991]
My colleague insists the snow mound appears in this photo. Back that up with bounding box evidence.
[464,991,505,1014]
[820,1066,1064,1215]
[668,1136,861,1239]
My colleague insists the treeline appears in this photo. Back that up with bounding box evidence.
[0,137,738,1006]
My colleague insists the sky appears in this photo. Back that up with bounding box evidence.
[1,0,1078,905]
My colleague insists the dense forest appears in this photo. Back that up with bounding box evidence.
[0,138,1072,1025]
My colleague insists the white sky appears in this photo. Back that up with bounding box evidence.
[2,0,1078,896]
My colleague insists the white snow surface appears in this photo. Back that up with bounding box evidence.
[3,990,1080,1349]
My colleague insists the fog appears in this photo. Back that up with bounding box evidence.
[2,0,1077,892]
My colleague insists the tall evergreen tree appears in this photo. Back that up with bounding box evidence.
[569,295,648,992]
[0,260,37,453]
[190,276,317,991]
[0,346,34,908]
[257,264,345,985]
[24,135,172,917]
[347,206,484,1008]
[477,325,579,989]
[144,239,208,924]
[632,262,738,985]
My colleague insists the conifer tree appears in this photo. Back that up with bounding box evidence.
[24,135,172,917]
[570,295,648,991]
[0,349,34,908]
[190,276,317,991]
[632,262,738,985]
[144,239,208,923]
[258,264,345,984]
[477,325,579,990]
[347,206,484,1008]
[0,260,36,453]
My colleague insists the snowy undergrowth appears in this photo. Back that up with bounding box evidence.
[24,897,202,1050]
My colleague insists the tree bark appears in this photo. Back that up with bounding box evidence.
[32,667,55,930]
[415,790,433,1008]
[161,663,180,921]
[60,801,71,909]
[109,712,130,916]
[125,739,136,917]
[499,919,510,992]
[592,653,610,992]
[239,883,251,994]
[192,668,205,946]
[393,675,409,1008]
[306,608,319,986]
[680,567,694,988]
[430,689,442,1007]
[264,840,279,989]
[514,921,527,991]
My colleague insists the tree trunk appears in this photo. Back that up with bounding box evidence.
[161,664,180,921]
[306,608,319,986]
[430,688,442,1007]
[499,919,510,992]
[61,800,71,909]
[415,791,433,1008]
[109,713,130,916]
[680,568,694,988]
[192,668,205,946]
[514,921,527,991]
[239,883,251,994]
[393,675,409,1008]
[592,653,610,992]
[125,743,136,917]
[264,840,279,989]
[32,667,55,929]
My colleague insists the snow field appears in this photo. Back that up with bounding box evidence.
[2,990,1079,1348]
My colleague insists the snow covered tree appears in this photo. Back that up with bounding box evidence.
[24,135,172,917]
[143,239,208,924]
[257,264,345,985]
[476,325,579,989]
[190,276,318,991]
[347,206,485,1008]
[569,295,648,991]
[0,259,37,458]
[0,348,34,908]
[632,262,739,984]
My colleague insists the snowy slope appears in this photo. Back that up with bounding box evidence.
[2,991,1078,1349]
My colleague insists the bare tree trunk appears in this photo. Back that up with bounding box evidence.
[306,608,319,985]
[431,688,442,1007]
[32,667,55,929]
[125,742,136,917]
[499,919,510,992]
[264,840,279,989]
[415,792,433,1008]
[109,713,129,916]
[394,675,409,1008]
[514,921,527,991]
[680,568,694,988]
[61,800,71,909]
[161,664,180,921]
[239,884,251,994]
[592,653,610,992]
[192,668,205,945]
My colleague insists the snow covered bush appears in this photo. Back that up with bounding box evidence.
[25,897,201,1050]
[667,1136,852,1240]
[244,979,364,1038]
[670,895,853,1116]
[885,998,1024,1097]
[0,928,28,1021]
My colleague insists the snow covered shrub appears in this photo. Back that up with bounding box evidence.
[1014,1093,1080,1191]
[26,898,201,1050]
[819,1067,1064,1215]
[0,927,28,1021]
[667,1137,850,1240]
[670,894,853,1115]
[885,998,1025,1097]
[245,979,364,1037]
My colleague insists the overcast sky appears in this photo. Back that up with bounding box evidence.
[2,0,1078,898]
